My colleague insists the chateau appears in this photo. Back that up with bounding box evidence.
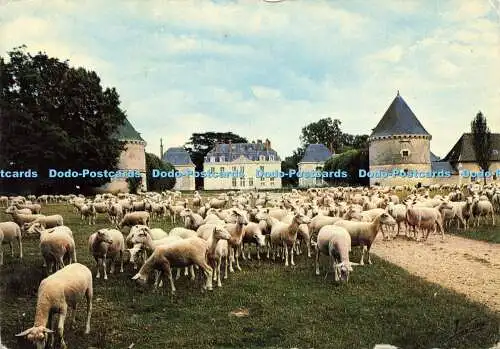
[203,139,282,190]
[99,118,147,193]
[368,92,500,186]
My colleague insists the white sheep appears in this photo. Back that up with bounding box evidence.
[241,222,267,260]
[0,221,23,264]
[39,225,77,273]
[205,226,233,287]
[118,211,150,229]
[24,214,64,231]
[88,228,125,280]
[315,225,354,282]
[132,236,214,294]
[15,263,93,349]
[334,212,396,265]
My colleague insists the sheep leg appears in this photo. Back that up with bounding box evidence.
[189,265,195,280]
[0,247,3,266]
[229,248,235,273]
[110,257,116,274]
[359,246,365,266]
[85,287,92,334]
[119,251,124,273]
[175,268,181,280]
[9,242,13,257]
[367,245,373,265]
[102,257,108,280]
[235,247,242,271]
[217,257,222,287]
[331,255,339,282]
[284,244,289,267]
[69,304,77,329]
[290,243,295,266]
[166,267,176,294]
[241,244,247,261]
[57,306,68,349]
[184,266,189,276]
[256,246,261,260]
[315,247,320,275]
[224,255,228,279]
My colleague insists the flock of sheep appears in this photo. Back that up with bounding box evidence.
[1,182,499,349]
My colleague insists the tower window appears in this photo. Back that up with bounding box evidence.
[401,149,410,157]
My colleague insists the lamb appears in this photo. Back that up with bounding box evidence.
[386,202,408,238]
[108,202,123,224]
[0,221,22,264]
[224,210,249,272]
[181,208,204,230]
[314,225,354,282]
[15,263,93,349]
[334,212,396,265]
[88,229,125,280]
[118,211,150,230]
[79,203,96,225]
[24,214,64,231]
[39,225,77,273]
[132,236,214,294]
[205,226,233,287]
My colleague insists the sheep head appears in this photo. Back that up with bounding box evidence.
[131,272,148,284]
[378,212,397,226]
[16,326,53,348]
[213,226,232,240]
[334,262,349,283]
[96,230,113,244]
[294,213,311,225]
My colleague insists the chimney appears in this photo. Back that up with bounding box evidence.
[265,138,271,150]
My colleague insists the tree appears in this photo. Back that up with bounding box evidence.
[126,176,142,194]
[323,149,369,186]
[471,111,492,185]
[300,118,343,152]
[184,132,248,188]
[281,147,305,186]
[145,152,176,191]
[0,45,126,194]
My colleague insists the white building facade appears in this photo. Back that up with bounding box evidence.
[203,139,282,190]
[298,144,333,187]
[162,147,196,191]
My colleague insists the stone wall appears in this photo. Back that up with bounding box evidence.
[369,136,430,166]
[368,163,433,186]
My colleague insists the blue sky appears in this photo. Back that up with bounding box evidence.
[1,0,499,159]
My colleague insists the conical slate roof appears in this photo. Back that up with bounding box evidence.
[370,92,430,138]
[300,144,332,163]
[114,118,145,142]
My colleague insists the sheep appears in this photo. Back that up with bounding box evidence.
[15,263,93,349]
[15,202,42,214]
[169,227,198,239]
[471,197,496,227]
[224,210,249,272]
[166,203,186,224]
[5,207,44,230]
[108,202,123,224]
[241,222,267,260]
[131,236,214,294]
[6,205,32,215]
[405,206,446,241]
[118,211,150,230]
[315,225,354,282]
[295,223,312,258]
[334,212,396,265]
[208,197,227,209]
[308,215,342,237]
[24,214,64,231]
[39,226,77,273]
[0,221,23,264]
[386,202,408,238]
[88,228,125,280]
[181,208,204,230]
[206,226,233,287]
[79,203,96,225]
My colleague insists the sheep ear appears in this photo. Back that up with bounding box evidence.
[43,328,54,333]
[15,328,33,336]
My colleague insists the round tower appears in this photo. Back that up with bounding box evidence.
[368,92,432,186]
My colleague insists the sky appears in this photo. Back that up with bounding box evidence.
[1,0,499,160]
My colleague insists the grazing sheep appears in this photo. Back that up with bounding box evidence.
[386,202,408,238]
[208,197,227,209]
[118,211,150,229]
[334,213,396,265]
[132,237,214,294]
[181,209,204,230]
[80,203,96,225]
[108,202,123,224]
[405,206,446,241]
[5,207,44,231]
[88,229,125,280]
[15,263,93,349]
[315,225,353,282]
[25,215,64,231]
[471,197,496,227]
[39,226,77,273]
[15,202,42,214]
[241,222,267,260]
[0,221,23,264]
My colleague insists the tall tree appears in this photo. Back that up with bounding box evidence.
[281,146,305,186]
[0,45,127,194]
[470,111,492,185]
[323,149,369,186]
[300,118,343,152]
[184,132,248,188]
[145,152,176,191]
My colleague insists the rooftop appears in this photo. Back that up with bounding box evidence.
[113,117,145,142]
[442,133,500,163]
[300,144,333,163]
[205,141,280,162]
[163,147,194,166]
[370,92,431,138]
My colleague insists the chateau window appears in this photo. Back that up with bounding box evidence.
[210,156,216,162]
[219,156,225,162]
[270,177,275,186]
[401,149,410,157]
[220,167,225,173]
[240,178,245,187]
[232,166,237,172]
[240,166,244,177]
[210,167,215,173]
[249,177,254,186]
[269,155,274,161]
[232,177,237,187]
[259,155,266,161]
[260,165,264,172]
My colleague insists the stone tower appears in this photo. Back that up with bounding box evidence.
[368,92,432,186]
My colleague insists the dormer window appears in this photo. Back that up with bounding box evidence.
[259,155,266,161]
[269,155,274,161]
[219,156,225,162]
[401,149,410,157]
[210,156,216,162]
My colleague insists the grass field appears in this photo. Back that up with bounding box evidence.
[0,204,499,349]
[447,214,500,244]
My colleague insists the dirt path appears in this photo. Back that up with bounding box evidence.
[371,233,500,313]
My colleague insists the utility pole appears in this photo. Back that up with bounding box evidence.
[160,138,164,159]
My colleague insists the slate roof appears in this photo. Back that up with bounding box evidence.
[300,144,333,163]
[163,147,194,166]
[114,118,145,142]
[442,133,500,163]
[205,142,280,162]
[430,152,440,162]
[370,92,431,138]
[431,161,457,173]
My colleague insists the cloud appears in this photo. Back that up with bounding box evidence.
[251,86,282,100]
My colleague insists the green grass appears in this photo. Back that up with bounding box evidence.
[1,204,499,349]
[447,214,500,244]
